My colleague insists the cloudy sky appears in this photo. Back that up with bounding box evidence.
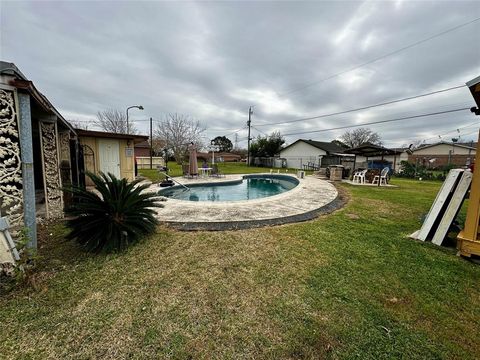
[2,0,480,147]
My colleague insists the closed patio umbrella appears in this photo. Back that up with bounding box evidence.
[188,142,198,176]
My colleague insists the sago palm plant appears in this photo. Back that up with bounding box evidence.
[64,172,162,253]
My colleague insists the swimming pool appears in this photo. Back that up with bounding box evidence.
[158,174,299,202]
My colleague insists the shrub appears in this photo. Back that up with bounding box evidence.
[64,172,162,253]
[397,161,434,179]
[439,164,458,173]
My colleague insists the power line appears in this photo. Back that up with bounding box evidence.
[70,117,249,137]
[256,84,467,127]
[222,126,248,137]
[279,16,480,96]
[384,120,480,145]
[419,121,480,142]
[282,107,471,137]
[252,126,268,136]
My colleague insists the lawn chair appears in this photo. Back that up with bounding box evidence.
[353,169,367,184]
[210,164,225,178]
[182,164,190,178]
[372,167,389,186]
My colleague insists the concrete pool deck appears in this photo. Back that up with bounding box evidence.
[145,174,345,230]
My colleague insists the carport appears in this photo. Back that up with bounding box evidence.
[343,143,403,172]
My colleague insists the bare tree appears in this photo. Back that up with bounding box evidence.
[94,108,137,134]
[155,113,205,163]
[340,128,382,148]
[402,139,426,150]
[151,137,167,156]
[68,119,89,130]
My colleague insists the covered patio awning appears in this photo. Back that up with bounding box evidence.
[343,143,402,157]
[343,143,405,172]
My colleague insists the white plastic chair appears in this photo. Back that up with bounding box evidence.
[372,167,389,186]
[353,169,367,184]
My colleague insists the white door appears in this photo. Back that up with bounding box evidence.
[99,139,121,177]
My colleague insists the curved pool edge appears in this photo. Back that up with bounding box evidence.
[150,175,344,231]
[160,189,347,231]
[157,173,301,204]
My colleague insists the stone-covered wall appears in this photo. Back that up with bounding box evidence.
[39,121,63,219]
[0,88,23,228]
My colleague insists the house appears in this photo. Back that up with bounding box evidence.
[134,140,152,157]
[134,138,167,157]
[0,61,149,250]
[278,139,349,169]
[0,61,78,249]
[408,141,476,168]
[196,151,242,163]
[76,129,148,185]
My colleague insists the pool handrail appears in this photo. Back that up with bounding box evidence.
[159,172,190,191]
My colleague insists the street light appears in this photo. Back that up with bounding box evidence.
[126,105,144,133]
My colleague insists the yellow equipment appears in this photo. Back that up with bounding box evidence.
[457,130,480,257]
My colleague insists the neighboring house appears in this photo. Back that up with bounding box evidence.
[408,141,476,168]
[197,151,242,163]
[134,139,167,157]
[214,152,242,162]
[278,139,348,169]
[133,140,166,169]
[76,129,148,185]
[0,61,78,248]
[134,140,151,157]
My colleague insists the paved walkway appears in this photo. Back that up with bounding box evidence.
[342,180,397,187]
[145,174,341,229]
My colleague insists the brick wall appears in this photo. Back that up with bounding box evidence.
[408,154,474,168]
[134,147,150,157]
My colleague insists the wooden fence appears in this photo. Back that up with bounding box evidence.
[136,156,165,169]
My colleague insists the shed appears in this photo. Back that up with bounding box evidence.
[76,129,148,185]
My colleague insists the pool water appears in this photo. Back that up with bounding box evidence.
[159,175,299,202]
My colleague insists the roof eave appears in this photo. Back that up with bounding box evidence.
[9,78,77,135]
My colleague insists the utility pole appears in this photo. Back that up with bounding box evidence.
[149,117,153,169]
[234,133,238,150]
[247,106,253,166]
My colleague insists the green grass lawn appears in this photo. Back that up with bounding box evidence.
[1,178,479,359]
[139,162,310,182]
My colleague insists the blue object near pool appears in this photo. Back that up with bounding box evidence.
[158,174,299,202]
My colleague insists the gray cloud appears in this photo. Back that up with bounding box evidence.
[2,0,479,147]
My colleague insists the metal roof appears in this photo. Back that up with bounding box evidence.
[1,61,76,134]
[466,75,480,87]
[0,61,28,80]
[343,143,401,156]
[76,129,148,143]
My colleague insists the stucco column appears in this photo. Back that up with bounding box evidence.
[17,93,37,249]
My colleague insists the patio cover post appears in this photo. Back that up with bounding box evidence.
[18,93,37,249]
